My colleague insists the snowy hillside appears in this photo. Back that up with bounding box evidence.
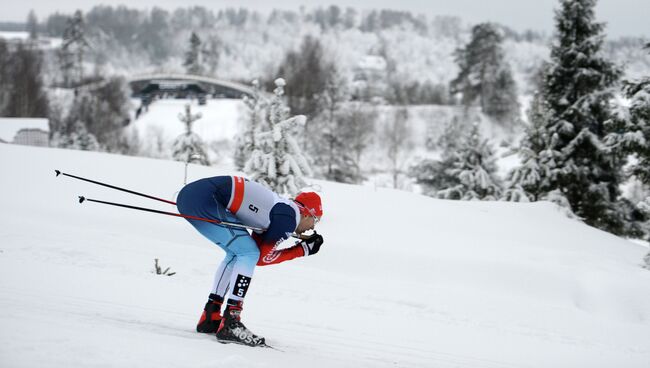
[128,97,518,191]
[128,98,245,164]
[1,143,649,368]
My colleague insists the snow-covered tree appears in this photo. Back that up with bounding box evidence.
[3,42,49,118]
[183,32,204,75]
[27,10,38,41]
[605,43,650,186]
[437,122,502,200]
[53,120,99,151]
[540,0,626,234]
[234,79,267,170]
[339,102,376,182]
[275,35,334,120]
[383,107,413,189]
[58,10,89,86]
[450,23,520,126]
[310,68,364,183]
[172,104,209,165]
[502,92,557,202]
[604,43,650,238]
[411,116,468,196]
[244,78,313,195]
[202,35,221,76]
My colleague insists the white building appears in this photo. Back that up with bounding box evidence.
[0,118,49,146]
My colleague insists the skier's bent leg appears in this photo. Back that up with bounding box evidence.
[216,237,266,346]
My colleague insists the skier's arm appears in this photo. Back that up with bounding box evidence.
[255,203,302,266]
[255,203,324,265]
[254,232,305,266]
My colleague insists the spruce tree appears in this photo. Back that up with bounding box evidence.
[4,43,49,117]
[172,104,209,165]
[244,78,313,195]
[437,122,502,200]
[450,23,520,125]
[542,0,625,233]
[311,68,361,184]
[384,108,413,189]
[58,10,89,86]
[411,117,468,196]
[604,43,650,238]
[605,43,650,187]
[234,80,267,170]
[183,32,204,75]
[53,120,99,151]
[502,92,558,202]
[27,10,39,41]
[338,102,376,183]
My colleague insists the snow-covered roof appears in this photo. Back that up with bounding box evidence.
[0,31,29,41]
[0,118,49,142]
[357,55,387,71]
[0,32,62,49]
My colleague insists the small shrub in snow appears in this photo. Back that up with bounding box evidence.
[153,258,175,276]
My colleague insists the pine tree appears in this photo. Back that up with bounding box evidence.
[311,68,361,183]
[183,32,204,75]
[244,78,313,195]
[275,35,334,119]
[605,43,650,187]
[53,120,99,151]
[4,42,49,117]
[172,104,209,165]
[542,0,625,233]
[450,23,520,125]
[502,92,556,202]
[58,10,89,86]
[234,80,267,170]
[384,107,413,189]
[339,102,376,183]
[437,122,502,200]
[411,116,468,196]
[604,43,650,238]
[0,39,10,115]
[27,10,38,41]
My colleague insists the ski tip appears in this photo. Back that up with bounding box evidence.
[55,169,61,177]
[78,196,86,204]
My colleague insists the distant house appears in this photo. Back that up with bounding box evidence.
[352,55,389,102]
[0,118,49,147]
[0,31,62,50]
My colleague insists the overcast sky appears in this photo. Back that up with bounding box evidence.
[5,0,649,38]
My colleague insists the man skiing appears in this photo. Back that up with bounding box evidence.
[176,175,324,346]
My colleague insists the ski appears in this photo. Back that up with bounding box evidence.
[217,339,282,351]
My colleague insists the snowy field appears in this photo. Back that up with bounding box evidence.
[1,143,649,368]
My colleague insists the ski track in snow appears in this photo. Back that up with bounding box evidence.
[1,144,650,367]
[0,286,522,368]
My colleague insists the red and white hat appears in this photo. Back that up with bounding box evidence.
[294,192,323,217]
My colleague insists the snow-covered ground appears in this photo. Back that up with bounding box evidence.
[1,143,649,367]
[128,98,245,163]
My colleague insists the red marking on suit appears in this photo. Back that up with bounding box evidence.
[252,233,305,266]
[229,176,245,214]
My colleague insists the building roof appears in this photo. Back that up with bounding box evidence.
[0,118,49,142]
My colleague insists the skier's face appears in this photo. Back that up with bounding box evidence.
[296,214,319,234]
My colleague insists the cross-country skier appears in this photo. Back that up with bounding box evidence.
[176,175,324,346]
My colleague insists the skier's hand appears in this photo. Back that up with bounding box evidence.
[300,233,324,256]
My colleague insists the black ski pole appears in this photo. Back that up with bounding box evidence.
[78,196,264,232]
[77,196,308,239]
[56,170,177,206]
